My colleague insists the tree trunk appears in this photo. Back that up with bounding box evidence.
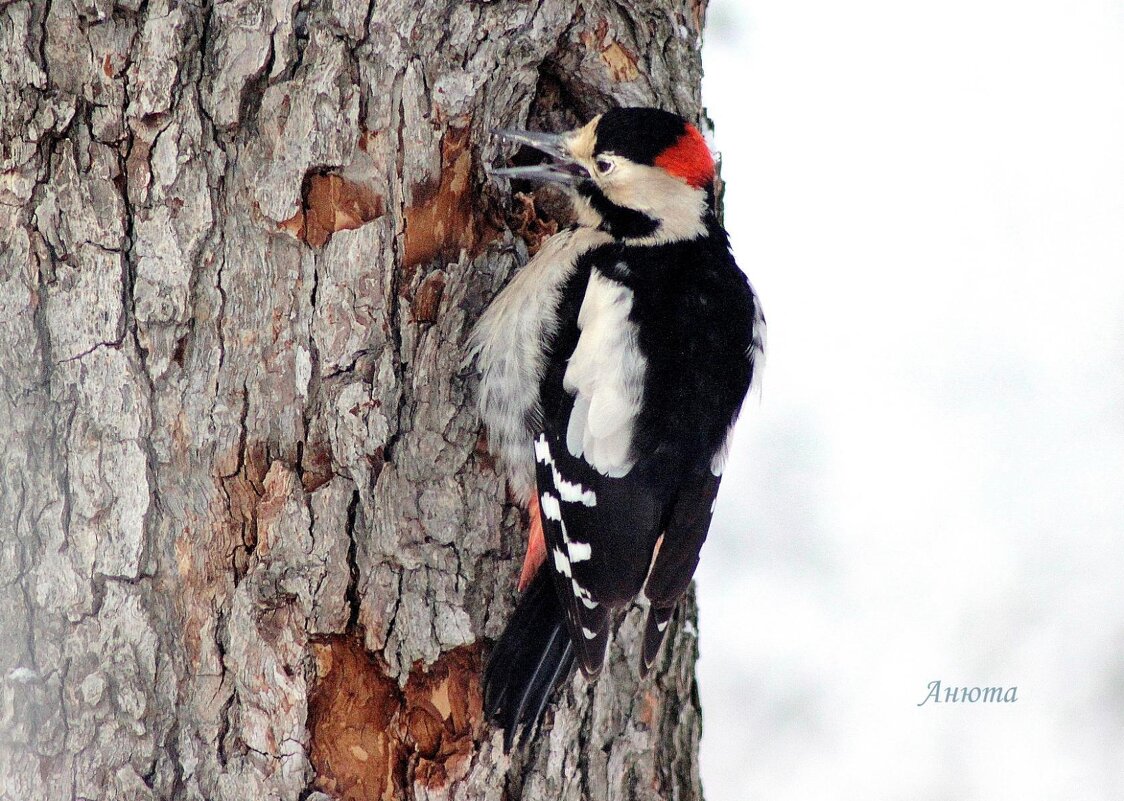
[0,0,709,798]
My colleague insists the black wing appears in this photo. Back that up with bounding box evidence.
[639,470,721,673]
[531,232,759,677]
[532,430,664,676]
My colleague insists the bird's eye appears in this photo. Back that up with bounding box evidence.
[594,157,615,175]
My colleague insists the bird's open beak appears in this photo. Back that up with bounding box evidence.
[488,128,588,185]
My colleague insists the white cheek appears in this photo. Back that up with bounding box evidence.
[598,168,634,204]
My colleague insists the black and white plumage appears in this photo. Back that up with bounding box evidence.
[468,107,765,750]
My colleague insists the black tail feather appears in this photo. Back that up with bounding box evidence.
[483,569,575,751]
[640,604,676,676]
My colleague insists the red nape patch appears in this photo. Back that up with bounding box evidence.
[654,125,715,189]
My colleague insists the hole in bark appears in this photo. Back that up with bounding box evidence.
[401,124,500,274]
[532,40,615,128]
[308,638,484,800]
[493,59,612,239]
[281,172,385,248]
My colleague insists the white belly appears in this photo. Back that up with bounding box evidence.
[468,226,613,500]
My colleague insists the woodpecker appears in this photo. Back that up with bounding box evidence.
[468,107,764,750]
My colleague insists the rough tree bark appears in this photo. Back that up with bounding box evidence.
[0,0,712,798]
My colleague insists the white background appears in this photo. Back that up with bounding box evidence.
[698,1,1124,798]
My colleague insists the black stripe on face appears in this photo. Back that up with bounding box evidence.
[578,181,659,239]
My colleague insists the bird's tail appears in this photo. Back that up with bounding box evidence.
[483,568,575,751]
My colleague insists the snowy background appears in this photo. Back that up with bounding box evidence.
[697,1,1124,799]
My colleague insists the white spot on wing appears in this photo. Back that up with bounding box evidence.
[556,478,596,506]
[534,436,552,465]
[567,540,592,562]
[536,435,597,506]
[571,579,599,608]
[540,492,562,521]
[656,619,669,632]
[553,547,571,577]
[582,626,598,640]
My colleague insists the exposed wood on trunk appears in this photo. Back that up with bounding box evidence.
[0,0,711,798]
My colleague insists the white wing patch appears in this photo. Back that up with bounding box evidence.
[563,270,646,478]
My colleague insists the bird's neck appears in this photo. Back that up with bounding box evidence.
[572,182,710,246]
